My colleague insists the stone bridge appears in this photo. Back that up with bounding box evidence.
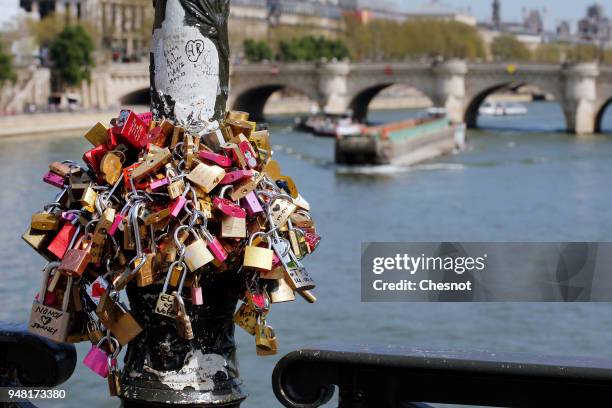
[85,61,612,134]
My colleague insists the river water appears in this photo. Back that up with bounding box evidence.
[1,102,612,407]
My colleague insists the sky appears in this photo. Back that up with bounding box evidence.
[407,0,606,30]
[0,0,608,30]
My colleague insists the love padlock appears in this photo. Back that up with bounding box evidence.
[243,232,273,272]
[83,337,120,378]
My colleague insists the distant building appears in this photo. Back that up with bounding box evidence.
[492,0,500,29]
[577,3,612,44]
[523,9,544,34]
[556,20,572,40]
[19,0,151,62]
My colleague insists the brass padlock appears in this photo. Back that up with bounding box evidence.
[243,233,273,272]
[135,253,157,287]
[95,290,143,346]
[233,301,259,336]
[29,263,73,343]
[107,364,121,396]
[221,215,247,239]
[170,126,184,149]
[175,293,194,340]
[31,209,60,231]
[183,229,214,272]
[84,122,109,146]
[131,147,172,180]
[80,185,98,213]
[255,316,278,356]
[155,260,187,318]
[268,195,297,229]
[22,226,51,256]
[186,163,225,193]
[93,207,115,246]
[268,278,296,303]
[87,319,104,344]
[49,161,74,177]
[99,152,123,185]
[166,166,185,199]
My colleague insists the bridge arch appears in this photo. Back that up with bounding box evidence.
[229,83,320,122]
[464,80,566,130]
[348,83,435,123]
[595,96,612,133]
[120,88,150,106]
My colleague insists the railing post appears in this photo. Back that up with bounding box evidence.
[121,1,246,406]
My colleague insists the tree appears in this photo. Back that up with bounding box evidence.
[27,12,100,50]
[566,44,599,62]
[277,36,349,62]
[342,18,485,61]
[244,39,273,62]
[534,43,561,63]
[0,43,16,85]
[49,25,94,90]
[490,35,532,61]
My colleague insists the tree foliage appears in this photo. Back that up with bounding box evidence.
[244,39,273,62]
[490,35,532,61]
[344,19,486,61]
[566,44,599,63]
[27,12,100,49]
[0,42,16,85]
[533,43,561,63]
[277,36,349,62]
[49,25,94,89]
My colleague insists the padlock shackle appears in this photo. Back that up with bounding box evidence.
[39,262,61,301]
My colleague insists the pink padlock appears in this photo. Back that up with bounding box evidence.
[108,214,125,237]
[238,140,258,169]
[213,197,246,218]
[43,171,65,188]
[206,235,228,262]
[83,337,119,378]
[241,191,264,216]
[272,252,281,267]
[170,196,187,218]
[191,285,203,305]
[219,170,253,185]
[199,150,233,167]
[150,177,169,191]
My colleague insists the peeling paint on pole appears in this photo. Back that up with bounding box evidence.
[150,0,231,126]
[152,1,219,124]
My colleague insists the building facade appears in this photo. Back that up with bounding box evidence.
[20,0,151,61]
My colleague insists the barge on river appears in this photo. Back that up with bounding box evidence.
[335,116,465,166]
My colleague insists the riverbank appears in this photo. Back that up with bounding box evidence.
[0,93,534,140]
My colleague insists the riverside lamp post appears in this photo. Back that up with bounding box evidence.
[121,1,246,406]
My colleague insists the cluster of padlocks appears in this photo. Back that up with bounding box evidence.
[23,109,319,395]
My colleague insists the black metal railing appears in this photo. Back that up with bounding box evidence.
[272,343,612,407]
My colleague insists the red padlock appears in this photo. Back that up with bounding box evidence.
[137,112,153,126]
[83,144,109,174]
[48,223,78,260]
[116,111,148,149]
